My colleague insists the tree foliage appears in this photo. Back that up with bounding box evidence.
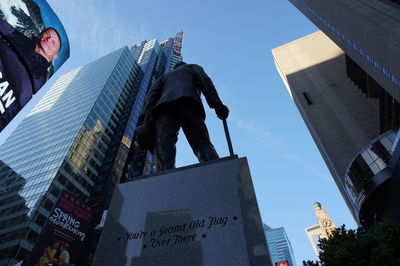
[303,220,400,266]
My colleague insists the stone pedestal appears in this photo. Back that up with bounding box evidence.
[93,157,271,266]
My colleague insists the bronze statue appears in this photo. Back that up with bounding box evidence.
[136,61,229,171]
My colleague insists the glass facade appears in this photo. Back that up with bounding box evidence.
[80,32,184,263]
[0,47,143,265]
[0,31,184,265]
[263,224,297,266]
[344,130,397,217]
[128,31,184,134]
[122,31,184,181]
[160,31,184,73]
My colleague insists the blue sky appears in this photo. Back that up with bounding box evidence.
[0,0,357,264]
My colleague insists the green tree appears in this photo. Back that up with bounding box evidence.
[303,220,400,266]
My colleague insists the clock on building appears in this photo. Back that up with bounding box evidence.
[321,218,332,227]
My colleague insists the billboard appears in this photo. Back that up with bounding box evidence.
[0,0,69,132]
[25,191,92,266]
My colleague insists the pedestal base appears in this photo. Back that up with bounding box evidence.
[93,157,271,266]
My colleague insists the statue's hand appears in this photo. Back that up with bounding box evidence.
[215,104,229,120]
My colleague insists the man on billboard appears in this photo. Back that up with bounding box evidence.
[0,0,69,132]
[35,27,61,63]
[59,242,71,265]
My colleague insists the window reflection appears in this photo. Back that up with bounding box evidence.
[344,130,397,210]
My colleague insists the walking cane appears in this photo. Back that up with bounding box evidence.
[222,119,235,156]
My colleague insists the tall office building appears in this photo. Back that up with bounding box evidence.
[0,31,184,265]
[121,31,184,180]
[272,0,400,227]
[263,224,296,266]
[84,32,184,263]
[0,47,142,264]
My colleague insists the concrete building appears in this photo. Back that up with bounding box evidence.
[305,224,323,258]
[273,0,400,227]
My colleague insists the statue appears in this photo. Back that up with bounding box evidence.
[135,61,229,171]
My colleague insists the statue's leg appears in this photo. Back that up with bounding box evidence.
[153,112,180,171]
[180,105,219,162]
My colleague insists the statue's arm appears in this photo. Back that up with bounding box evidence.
[192,65,223,108]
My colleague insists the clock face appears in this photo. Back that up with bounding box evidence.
[321,218,332,227]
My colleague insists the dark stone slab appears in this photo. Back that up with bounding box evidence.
[93,157,271,266]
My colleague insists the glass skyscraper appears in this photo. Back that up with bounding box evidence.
[85,32,184,262]
[0,31,184,265]
[0,47,142,265]
[122,31,184,181]
[263,224,297,266]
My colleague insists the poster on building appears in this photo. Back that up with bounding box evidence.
[275,261,289,266]
[0,0,70,132]
[24,191,92,266]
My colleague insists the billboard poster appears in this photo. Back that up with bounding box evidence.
[24,191,92,266]
[0,0,70,132]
